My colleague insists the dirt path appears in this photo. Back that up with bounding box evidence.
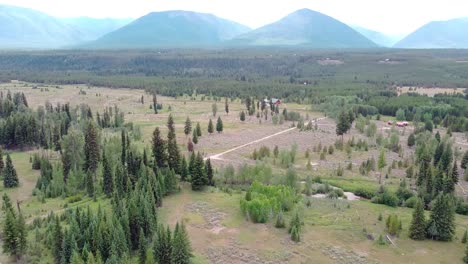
[206,117,326,161]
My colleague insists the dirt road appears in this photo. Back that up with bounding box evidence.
[206,117,326,161]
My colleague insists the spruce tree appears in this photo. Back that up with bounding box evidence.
[451,161,459,184]
[240,111,246,121]
[205,158,214,186]
[184,117,192,137]
[207,119,214,134]
[188,152,196,178]
[102,152,114,197]
[152,127,167,168]
[121,129,126,166]
[84,121,99,174]
[144,248,156,264]
[179,156,188,182]
[3,154,18,188]
[195,122,202,137]
[70,250,84,264]
[138,228,147,264]
[225,97,229,115]
[427,194,455,241]
[172,222,192,264]
[462,230,468,243]
[52,217,63,264]
[336,111,351,141]
[167,114,180,172]
[407,133,416,147]
[154,226,172,264]
[216,116,223,133]
[409,198,426,240]
[191,152,206,191]
[192,129,199,144]
[2,204,18,257]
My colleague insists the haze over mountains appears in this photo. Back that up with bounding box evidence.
[394,18,468,49]
[1,3,468,49]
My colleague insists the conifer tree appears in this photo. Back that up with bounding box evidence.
[184,117,192,137]
[84,121,99,174]
[3,154,18,188]
[336,110,351,141]
[240,111,246,121]
[121,129,126,166]
[179,156,188,182]
[102,152,114,197]
[152,127,166,168]
[188,152,196,178]
[407,133,416,147]
[153,94,158,114]
[205,158,214,186]
[192,129,199,144]
[70,251,84,264]
[207,119,214,134]
[172,222,193,264]
[462,230,468,244]
[451,161,459,184]
[154,226,172,264]
[191,152,206,190]
[216,116,223,133]
[427,194,455,241]
[195,122,202,137]
[224,98,230,115]
[2,202,18,258]
[435,131,441,142]
[138,228,147,264]
[52,217,63,264]
[409,198,426,240]
[167,114,180,172]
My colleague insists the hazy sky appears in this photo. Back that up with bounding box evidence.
[2,0,468,36]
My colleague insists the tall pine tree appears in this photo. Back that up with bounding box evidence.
[3,154,18,188]
[102,151,114,197]
[152,127,167,168]
[207,119,214,135]
[216,117,223,133]
[409,198,426,240]
[167,115,180,173]
[427,194,455,241]
[84,121,99,174]
[172,222,193,264]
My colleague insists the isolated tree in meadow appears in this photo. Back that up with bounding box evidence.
[192,129,198,144]
[336,110,351,141]
[225,98,229,115]
[184,117,192,137]
[172,222,192,264]
[207,119,214,134]
[102,151,114,197]
[427,194,455,241]
[212,103,217,117]
[409,198,426,240]
[187,139,194,153]
[216,117,223,133]
[167,114,180,173]
[3,154,18,188]
[195,122,202,137]
[240,111,246,121]
[84,121,99,174]
[152,127,166,168]
[153,94,158,114]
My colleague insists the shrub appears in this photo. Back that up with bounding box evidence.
[275,211,286,228]
[371,186,399,207]
[404,196,418,208]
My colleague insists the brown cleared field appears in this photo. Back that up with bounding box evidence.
[397,86,467,97]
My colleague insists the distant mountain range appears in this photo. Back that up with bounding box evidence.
[394,18,468,49]
[86,11,251,48]
[352,26,400,47]
[1,3,468,49]
[0,4,131,48]
[230,9,377,48]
